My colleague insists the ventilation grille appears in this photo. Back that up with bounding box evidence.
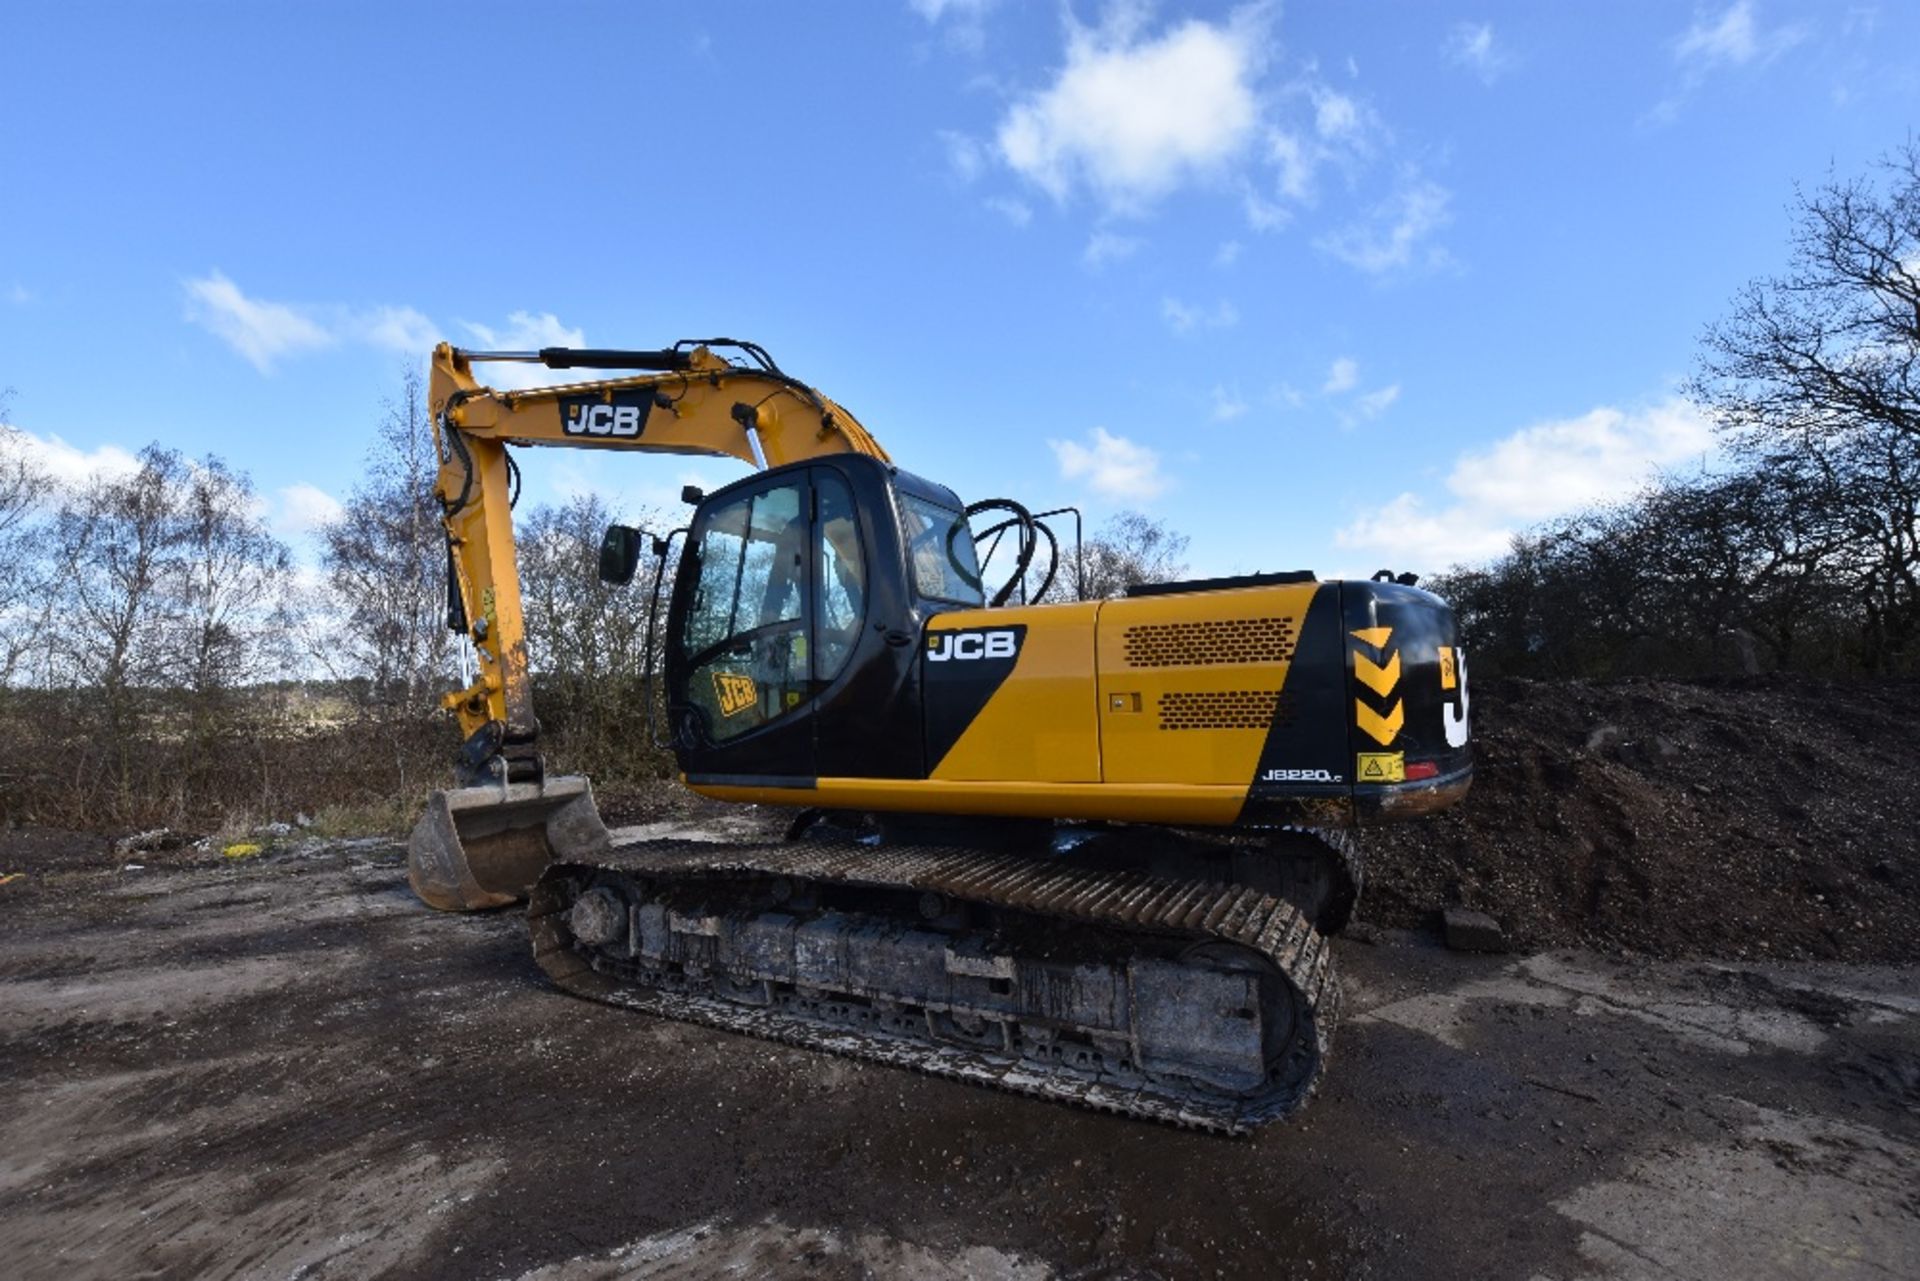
[1123,617,1297,667]
[1158,690,1292,731]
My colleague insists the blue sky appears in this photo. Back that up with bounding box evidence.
[3,1,1914,580]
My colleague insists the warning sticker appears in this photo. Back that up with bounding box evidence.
[1356,751,1405,784]
[712,671,758,717]
[1438,646,1458,691]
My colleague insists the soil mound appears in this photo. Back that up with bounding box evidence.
[1365,675,1920,962]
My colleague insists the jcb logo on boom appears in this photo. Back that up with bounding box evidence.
[926,629,1020,662]
[563,403,646,438]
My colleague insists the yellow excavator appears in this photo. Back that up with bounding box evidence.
[409,338,1471,1132]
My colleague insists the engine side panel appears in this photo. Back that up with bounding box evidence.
[922,603,1101,783]
[1096,582,1319,787]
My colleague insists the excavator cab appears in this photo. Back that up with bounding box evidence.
[664,455,977,787]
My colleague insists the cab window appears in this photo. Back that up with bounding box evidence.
[815,473,865,683]
[899,494,983,606]
[682,480,808,741]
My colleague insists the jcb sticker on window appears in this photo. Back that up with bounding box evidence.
[712,671,758,717]
[1356,751,1405,783]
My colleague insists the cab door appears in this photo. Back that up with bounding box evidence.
[668,471,819,782]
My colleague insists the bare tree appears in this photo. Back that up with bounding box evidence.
[169,457,296,746]
[0,390,55,684]
[320,367,453,708]
[1691,142,1920,669]
[516,494,674,780]
[1692,142,1919,451]
[1072,511,1190,599]
[40,447,198,804]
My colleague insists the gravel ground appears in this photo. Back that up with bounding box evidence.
[1,829,1915,1280]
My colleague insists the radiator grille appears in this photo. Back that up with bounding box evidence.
[1157,690,1292,731]
[1123,618,1297,667]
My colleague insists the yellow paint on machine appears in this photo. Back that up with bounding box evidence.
[691,777,1250,825]
[693,581,1322,824]
[1098,583,1317,787]
[927,602,1102,783]
[1356,697,1404,746]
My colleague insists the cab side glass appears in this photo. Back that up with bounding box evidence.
[899,494,984,606]
[815,472,866,683]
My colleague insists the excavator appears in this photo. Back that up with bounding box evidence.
[408,338,1471,1132]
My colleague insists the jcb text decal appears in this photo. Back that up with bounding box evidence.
[559,390,654,439]
[926,629,1020,662]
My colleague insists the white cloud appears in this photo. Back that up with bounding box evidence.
[1312,86,1362,140]
[5,426,142,488]
[184,271,335,373]
[1335,398,1716,568]
[1317,179,1452,276]
[911,0,997,49]
[1266,131,1315,202]
[1210,384,1249,422]
[996,8,1263,213]
[941,129,990,183]
[1323,357,1359,394]
[909,0,993,17]
[276,482,345,536]
[1354,383,1401,418]
[1213,239,1243,268]
[459,312,590,390]
[1082,230,1144,268]
[1161,297,1239,334]
[1268,383,1306,410]
[1049,426,1167,501]
[1675,1,1807,71]
[354,305,441,354]
[1444,22,1511,83]
[7,284,30,305]
[183,272,452,371]
[950,7,1449,272]
[986,195,1033,226]
[1651,1,1809,122]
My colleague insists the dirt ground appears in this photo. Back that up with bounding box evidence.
[1366,674,1920,963]
[2,826,1915,1281]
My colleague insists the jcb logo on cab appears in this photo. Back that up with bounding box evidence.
[927,630,1019,663]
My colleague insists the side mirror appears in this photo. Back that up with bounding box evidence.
[680,485,705,506]
[599,524,643,585]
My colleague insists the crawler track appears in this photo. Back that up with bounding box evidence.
[530,840,1338,1134]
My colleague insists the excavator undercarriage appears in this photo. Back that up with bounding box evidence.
[531,836,1337,1132]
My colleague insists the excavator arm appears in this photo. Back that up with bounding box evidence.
[410,340,889,909]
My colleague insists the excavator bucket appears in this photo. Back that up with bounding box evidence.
[407,776,613,911]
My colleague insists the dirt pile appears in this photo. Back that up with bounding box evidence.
[1365,675,1920,963]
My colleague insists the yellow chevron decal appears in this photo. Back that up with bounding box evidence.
[1354,649,1401,697]
[1350,625,1392,649]
[1356,697,1403,746]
